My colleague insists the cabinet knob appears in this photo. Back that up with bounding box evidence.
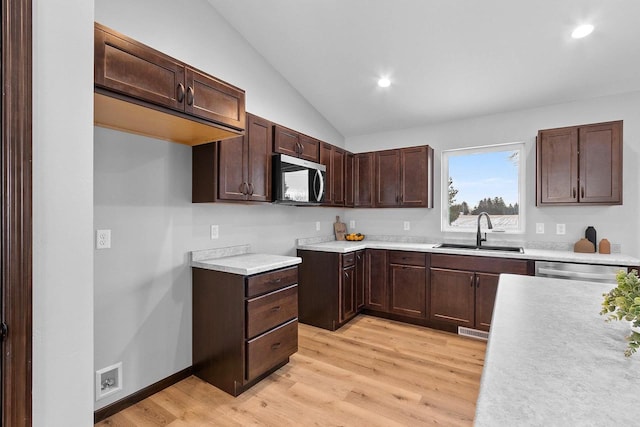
[187,86,194,105]
[177,83,185,102]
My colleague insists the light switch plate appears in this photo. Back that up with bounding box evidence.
[210,225,219,239]
[535,223,545,234]
[315,221,321,231]
[403,221,410,231]
[349,220,356,229]
[556,224,566,235]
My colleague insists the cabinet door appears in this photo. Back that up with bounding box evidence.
[429,268,475,327]
[185,68,246,130]
[354,152,374,207]
[375,150,400,207]
[332,147,345,206]
[579,121,622,204]
[273,125,300,158]
[341,265,356,323]
[365,249,388,311]
[389,264,427,318]
[345,153,355,207]
[217,136,247,201]
[400,146,432,207]
[320,142,334,205]
[299,134,320,163]
[246,114,272,202]
[355,250,366,311]
[474,273,499,332]
[537,127,579,204]
[95,26,185,111]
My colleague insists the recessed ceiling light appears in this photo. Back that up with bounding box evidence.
[377,77,391,88]
[571,24,594,39]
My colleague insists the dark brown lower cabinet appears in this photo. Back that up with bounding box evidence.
[364,249,388,311]
[297,249,365,331]
[429,254,531,332]
[388,252,427,319]
[192,266,298,396]
[364,250,428,321]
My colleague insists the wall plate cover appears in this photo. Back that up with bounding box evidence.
[96,229,111,249]
[556,224,566,235]
[536,223,545,234]
[210,225,219,239]
[349,220,356,229]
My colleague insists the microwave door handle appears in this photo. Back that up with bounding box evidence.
[314,169,324,202]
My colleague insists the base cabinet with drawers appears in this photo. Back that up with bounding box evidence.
[297,249,366,331]
[429,254,533,331]
[192,266,298,396]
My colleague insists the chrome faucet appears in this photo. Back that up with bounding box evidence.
[476,212,493,247]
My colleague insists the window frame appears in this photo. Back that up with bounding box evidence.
[441,141,526,234]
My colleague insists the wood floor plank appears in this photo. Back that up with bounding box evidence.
[95,315,486,426]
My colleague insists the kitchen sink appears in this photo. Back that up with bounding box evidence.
[434,243,524,253]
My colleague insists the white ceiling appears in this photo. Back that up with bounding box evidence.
[208,0,640,138]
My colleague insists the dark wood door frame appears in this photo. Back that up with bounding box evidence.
[2,0,33,426]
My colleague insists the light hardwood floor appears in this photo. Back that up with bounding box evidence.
[96,315,487,426]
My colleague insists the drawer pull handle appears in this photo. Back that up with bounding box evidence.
[270,305,281,312]
[270,278,282,284]
[177,83,185,102]
[271,342,281,350]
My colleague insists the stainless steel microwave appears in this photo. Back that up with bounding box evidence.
[272,154,326,205]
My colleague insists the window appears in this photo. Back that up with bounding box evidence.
[441,142,525,233]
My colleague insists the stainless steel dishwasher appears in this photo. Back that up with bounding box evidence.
[534,261,626,284]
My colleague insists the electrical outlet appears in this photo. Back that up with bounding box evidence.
[536,223,545,234]
[612,243,622,253]
[315,221,321,231]
[556,224,566,235]
[210,225,219,239]
[403,221,410,231]
[96,229,111,249]
[349,220,356,229]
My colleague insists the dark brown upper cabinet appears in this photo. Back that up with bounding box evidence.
[345,152,355,207]
[94,22,245,146]
[273,125,320,163]
[354,152,375,207]
[537,120,622,205]
[374,145,434,208]
[320,142,345,206]
[193,113,272,203]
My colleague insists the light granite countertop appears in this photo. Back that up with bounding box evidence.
[474,274,639,426]
[296,240,640,267]
[190,245,301,275]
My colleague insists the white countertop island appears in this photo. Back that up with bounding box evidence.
[475,274,640,426]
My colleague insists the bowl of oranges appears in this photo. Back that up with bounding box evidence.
[345,233,365,241]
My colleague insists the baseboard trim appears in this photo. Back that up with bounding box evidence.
[94,366,192,424]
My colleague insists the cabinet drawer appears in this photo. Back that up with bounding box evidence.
[246,319,298,381]
[388,251,426,266]
[342,252,356,267]
[431,254,529,275]
[246,285,298,339]
[246,266,298,298]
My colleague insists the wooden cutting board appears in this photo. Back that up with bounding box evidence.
[334,216,347,241]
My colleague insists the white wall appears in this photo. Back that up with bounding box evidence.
[345,91,640,257]
[93,0,345,410]
[32,0,95,426]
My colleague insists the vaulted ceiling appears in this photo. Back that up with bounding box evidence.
[209,0,640,137]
